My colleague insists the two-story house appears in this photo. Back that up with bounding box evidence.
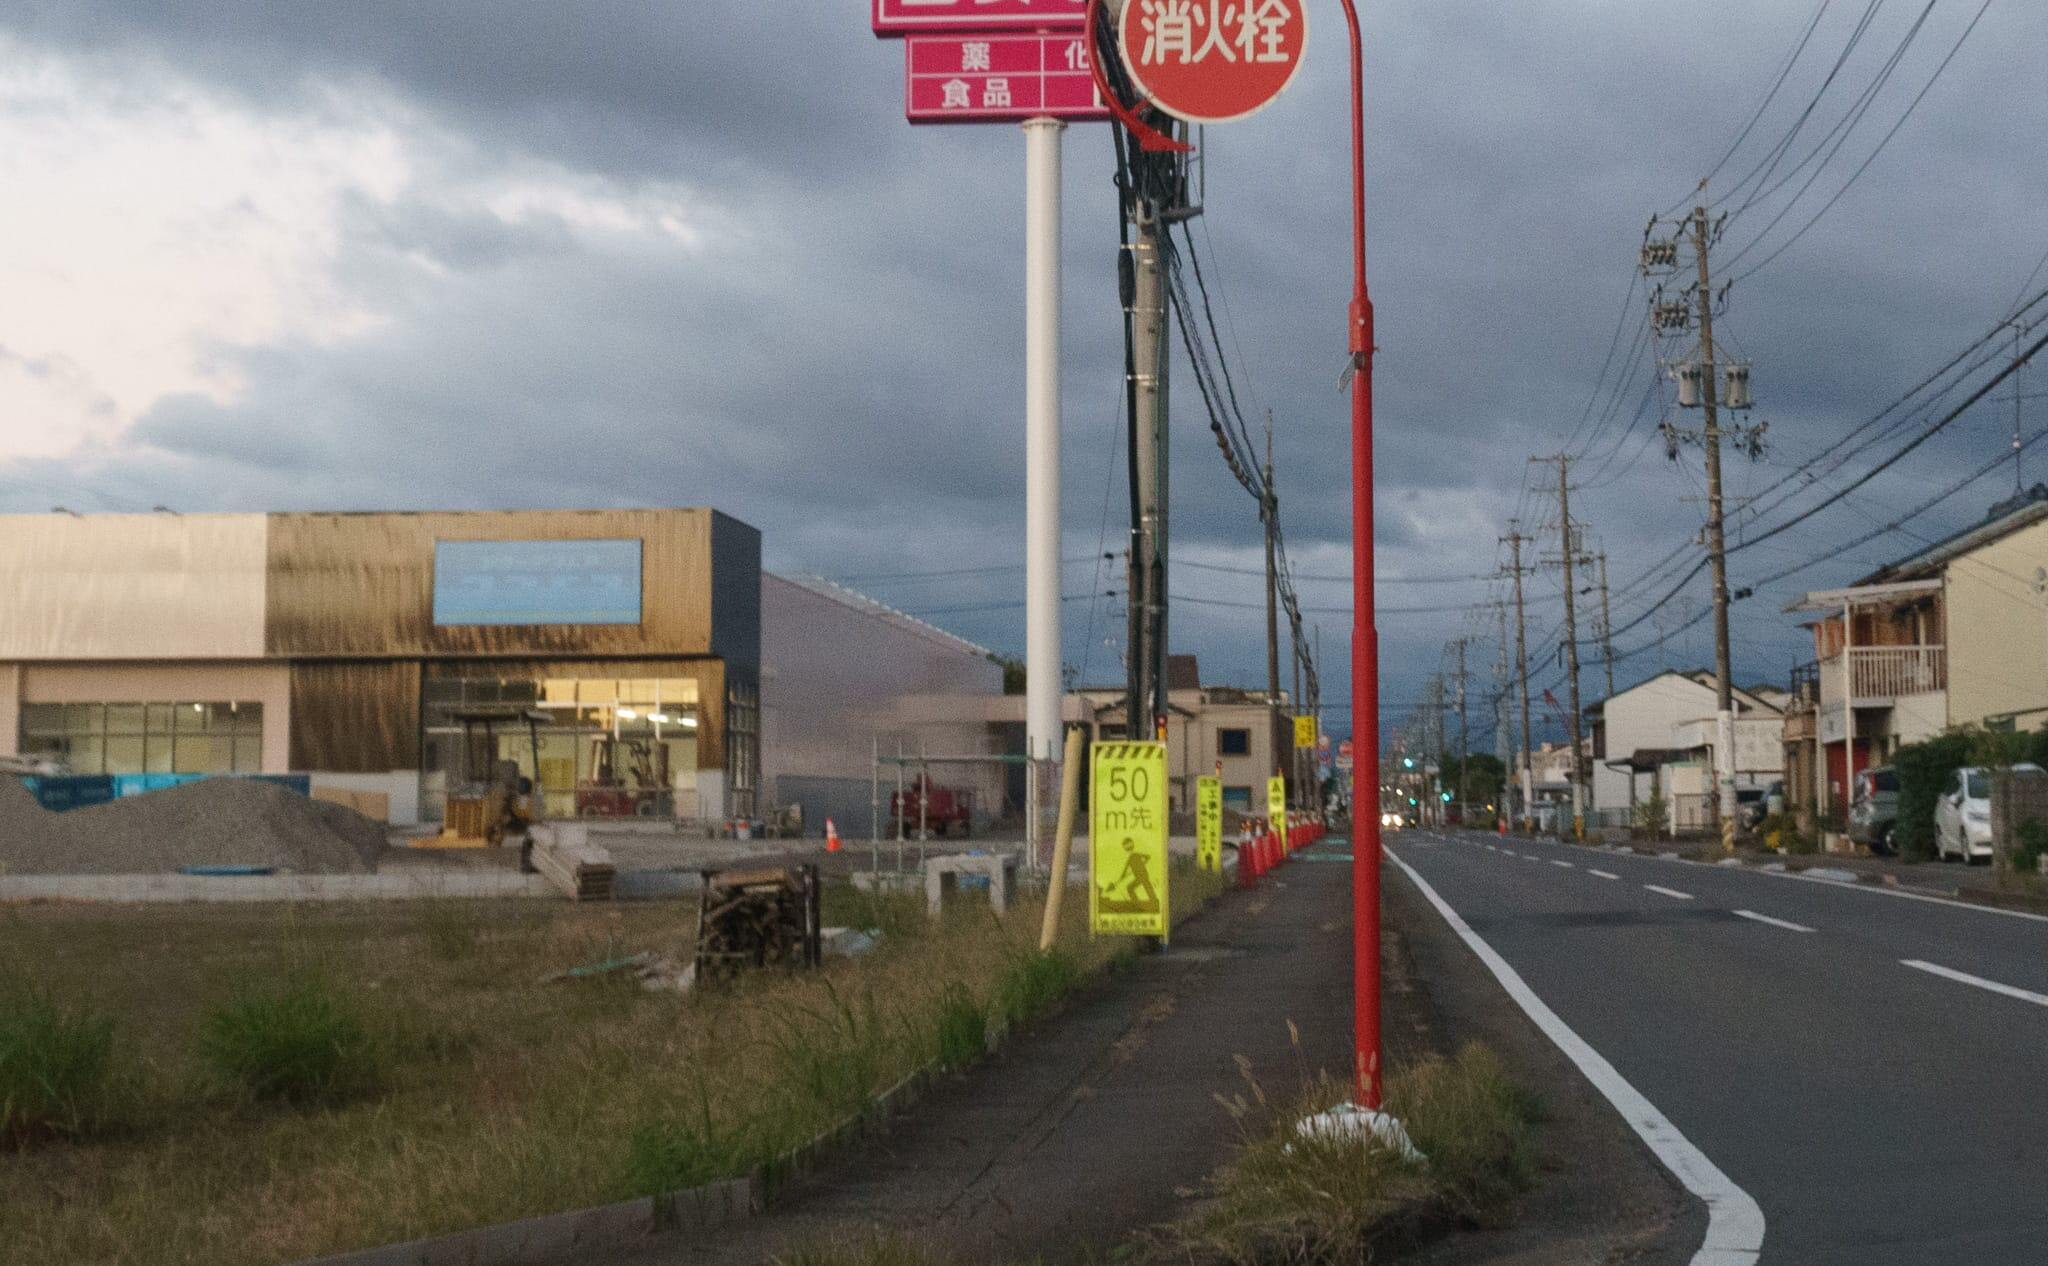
[1785,487,2048,820]
[1588,670,1785,830]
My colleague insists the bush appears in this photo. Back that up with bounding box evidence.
[2013,818,2048,876]
[994,948,1079,1030]
[1893,732,1975,862]
[198,972,378,1104]
[931,983,986,1072]
[0,992,117,1145]
[1633,792,1667,834]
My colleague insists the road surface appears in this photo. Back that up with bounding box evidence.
[1390,828,2048,1265]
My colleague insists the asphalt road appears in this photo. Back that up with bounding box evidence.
[1389,828,2048,1266]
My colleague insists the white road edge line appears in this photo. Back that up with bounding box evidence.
[1901,959,2048,1008]
[1593,842,2048,926]
[1589,869,1621,880]
[1733,910,1815,934]
[1644,884,1696,901]
[1386,846,1764,1265]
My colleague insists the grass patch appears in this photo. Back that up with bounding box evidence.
[0,992,118,1146]
[774,1229,953,1266]
[995,947,1080,1030]
[0,859,1228,1266]
[1189,1043,1540,1264]
[197,970,381,1104]
[932,982,987,1072]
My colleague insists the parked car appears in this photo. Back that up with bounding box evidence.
[1736,787,1769,831]
[1934,764,2044,863]
[1847,766,1900,855]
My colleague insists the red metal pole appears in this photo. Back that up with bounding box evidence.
[1337,0,1382,1111]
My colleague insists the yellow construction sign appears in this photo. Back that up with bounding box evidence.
[1195,775,1223,873]
[1091,742,1169,937]
[1267,774,1287,826]
[1293,714,1317,749]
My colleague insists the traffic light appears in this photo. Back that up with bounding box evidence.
[1440,792,1452,803]
[1401,757,1415,769]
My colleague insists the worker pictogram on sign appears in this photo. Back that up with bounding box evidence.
[1195,774,1223,873]
[1116,0,1308,124]
[1267,773,1287,827]
[1091,742,1170,936]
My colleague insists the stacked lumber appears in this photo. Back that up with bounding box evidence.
[530,826,615,901]
[694,865,821,982]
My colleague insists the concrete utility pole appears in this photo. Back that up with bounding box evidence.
[1454,638,1469,826]
[1264,415,1284,790]
[1502,524,1537,830]
[1126,202,1170,741]
[1597,551,1616,700]
[1693,205,1739,854]
[1023,118,1066,773]
[1537,456,1588,840]
[1292,631,1306,811]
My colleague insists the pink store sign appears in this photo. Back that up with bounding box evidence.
[873,0,1089,37]
[905,33,1109,123]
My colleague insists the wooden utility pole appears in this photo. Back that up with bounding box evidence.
[1693,205,1738,854]
[1597,551,1616,700]
[1536,456,1588,839]
[1502,524,1536,831]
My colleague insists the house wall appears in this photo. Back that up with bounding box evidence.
[1944,517,2048,728]
[1591,674,1716,811]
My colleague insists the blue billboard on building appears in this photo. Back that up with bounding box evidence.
[431,539,643,626]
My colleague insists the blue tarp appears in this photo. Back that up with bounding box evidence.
[21,773,312,812]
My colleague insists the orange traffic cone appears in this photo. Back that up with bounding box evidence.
[825,819,842,853]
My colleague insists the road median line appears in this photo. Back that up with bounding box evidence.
[1733,910,1814,934]
[1644,884,1695,901]
[1385,845,1765,1266]
[1901,959,2048,1008]
[1589,870,1620,880]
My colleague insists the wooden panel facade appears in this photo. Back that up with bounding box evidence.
[264,509,721,659]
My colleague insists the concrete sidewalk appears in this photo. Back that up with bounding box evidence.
[603,843,1363,1266]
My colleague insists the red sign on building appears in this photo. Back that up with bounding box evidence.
[1117,0,1308,124]
[905,33,1109,123]
[873,0,1088,37]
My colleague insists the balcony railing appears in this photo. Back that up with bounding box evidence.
[1821,645,1947,702]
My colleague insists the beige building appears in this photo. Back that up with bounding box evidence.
[1784,489,2048,818]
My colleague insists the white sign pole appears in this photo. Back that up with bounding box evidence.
[1024,116,1066,789]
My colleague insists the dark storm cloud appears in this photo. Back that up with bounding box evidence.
[4,0,2045,744]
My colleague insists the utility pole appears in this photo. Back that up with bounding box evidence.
[1596,551,1616,700]
[1453,638,1469,826]
[1495,602,1511,825]
[1693,205,1738,854]
[1536,456,1588,839]
[1314,623,1324,814]
[1502,523,1536,831]
[1124,199,1170,742]
[1263,415,1284,795]
[1292,632,1305,811]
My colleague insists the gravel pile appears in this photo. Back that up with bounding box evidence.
[0,776,383,875]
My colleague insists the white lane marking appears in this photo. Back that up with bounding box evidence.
[1551,860,1575,869]
[1589,869,1621,880]
[1386,846,1764,1265]
[1484,844,1499,852]
[1733,910,1815,934]
[1765,868,2048,925]
[1500,849,1518,857]
[1644,885,1696,901]
[1902,959,2048,1009]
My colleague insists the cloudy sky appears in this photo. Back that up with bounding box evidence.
[2,1,2043,748]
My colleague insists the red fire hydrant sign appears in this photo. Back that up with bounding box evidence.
[1117,0,1308,124]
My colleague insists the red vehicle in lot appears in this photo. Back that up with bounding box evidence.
[890,775,973,838]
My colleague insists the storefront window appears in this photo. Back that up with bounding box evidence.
[421,674,702,822]
[18,702,263,776]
